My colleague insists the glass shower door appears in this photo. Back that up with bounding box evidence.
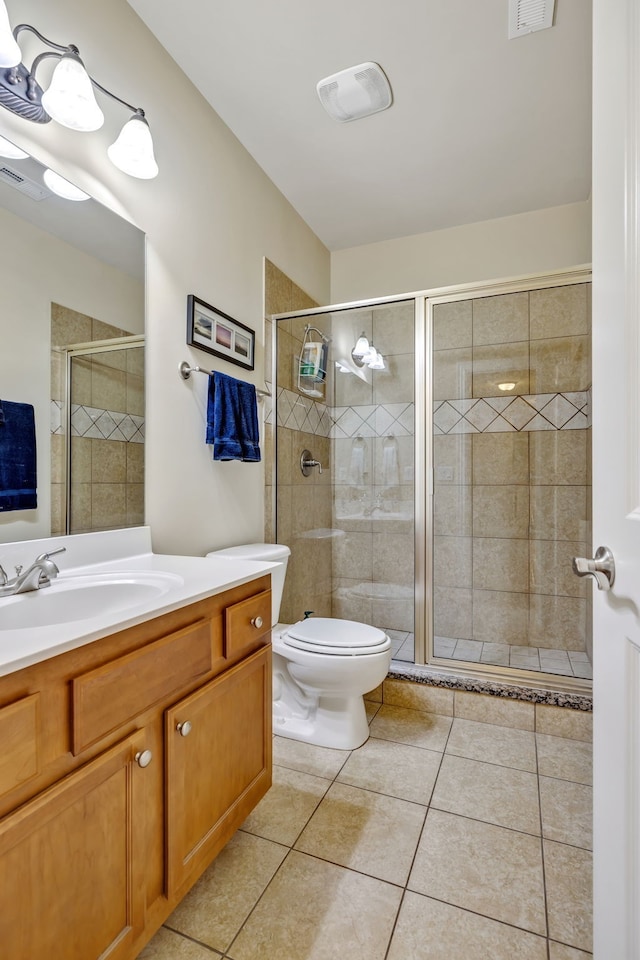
[274,299,418,662]
[430,282,592,681]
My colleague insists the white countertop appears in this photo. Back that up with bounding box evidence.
[0,527,275,677]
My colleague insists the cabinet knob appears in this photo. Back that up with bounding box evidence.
[176,720,192,737]
[135,749,153,768]
[251,616,263,629]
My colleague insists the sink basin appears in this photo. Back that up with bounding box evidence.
[0,571,183,630]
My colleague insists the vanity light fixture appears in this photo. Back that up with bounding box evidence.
[0,131,26,157]
[43,167,89,201]
[0,2,158,179]
[498,381,517,391]
[350,331,385,370]
[351,331,371,367]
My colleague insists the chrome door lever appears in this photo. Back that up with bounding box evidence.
[572,545,615,591]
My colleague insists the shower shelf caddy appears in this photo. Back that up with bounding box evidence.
[295,324,330,399]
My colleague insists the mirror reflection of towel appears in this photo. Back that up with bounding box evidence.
[383,437,399,486]
[0,399,37,512]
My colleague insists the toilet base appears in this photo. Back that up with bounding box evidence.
[273,692,370,750]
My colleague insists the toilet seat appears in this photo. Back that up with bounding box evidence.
[282,618,391,657]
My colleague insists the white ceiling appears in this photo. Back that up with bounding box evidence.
[128,0,592,251]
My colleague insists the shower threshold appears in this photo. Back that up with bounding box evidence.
[431,636,592,680]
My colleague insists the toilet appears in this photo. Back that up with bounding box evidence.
[206,543,391,750]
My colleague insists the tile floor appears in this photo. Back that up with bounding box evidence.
[433,636,593,679]
[137,696,593,959]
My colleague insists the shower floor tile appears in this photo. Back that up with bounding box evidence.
[425,638,593,679]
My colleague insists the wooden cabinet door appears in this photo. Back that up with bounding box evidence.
[166,645,271,896]
[0,730,150,960]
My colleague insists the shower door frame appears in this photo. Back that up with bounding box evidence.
[271,263,592,693]
[64,335,145,535]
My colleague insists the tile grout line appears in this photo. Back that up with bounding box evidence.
[222,738,357,959]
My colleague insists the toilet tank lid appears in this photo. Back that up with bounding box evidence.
[206,542,291,561]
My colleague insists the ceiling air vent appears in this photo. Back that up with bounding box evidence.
[508,0,556,38]
[0,163,49,200]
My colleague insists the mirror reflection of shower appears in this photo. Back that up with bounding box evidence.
[51,330,145,536]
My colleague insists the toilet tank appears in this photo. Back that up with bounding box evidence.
[206,543,290,627]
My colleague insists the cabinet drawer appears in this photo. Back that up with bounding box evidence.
[0,693,40,799]
[224,590,271,657]
[72,619,214,754]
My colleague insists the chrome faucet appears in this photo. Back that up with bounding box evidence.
[0,547,66,597]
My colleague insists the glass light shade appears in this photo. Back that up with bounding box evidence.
[498,381,516,391]
[0,1,21,68]
[41,53,104,131]
[367,348,385,370]
[351,332,370,365]
[107,114,158,179]
[43,168,90,201]
[0,134,28,159]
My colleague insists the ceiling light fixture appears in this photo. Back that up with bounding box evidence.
[317,62,393,123]
[0,2,158,178]
[0,131,27,158]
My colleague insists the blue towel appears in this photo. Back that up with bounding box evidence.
[0,399,37,511]
[206,372,261,462]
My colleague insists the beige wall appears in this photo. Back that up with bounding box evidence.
[0,206,143,544]
[330,201,591,303]
[1,0,330,556]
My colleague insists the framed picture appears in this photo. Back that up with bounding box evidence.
[186,294,255,371]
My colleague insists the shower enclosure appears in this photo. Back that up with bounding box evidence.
[271,267,592,690]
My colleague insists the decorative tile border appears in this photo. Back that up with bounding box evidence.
[331,403,414,439]
[50,400,144,443]
[276,389,591,441]
[434,391,590,434]
[276,387,333,437]
[275,387,415,441]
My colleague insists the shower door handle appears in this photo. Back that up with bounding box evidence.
[572,546,615,591]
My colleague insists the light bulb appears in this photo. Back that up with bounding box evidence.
[498,381,516,391]
[0,1,21,68]
[41,52,104,131]
[0,134,28,159]
[43,168,90,201]
[107,112,158,179]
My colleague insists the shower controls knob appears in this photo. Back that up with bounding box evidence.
[135,749,153,768]
[251,616,263,629]
[176,721,192,737]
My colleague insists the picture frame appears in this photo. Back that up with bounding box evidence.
[186,294,255,371]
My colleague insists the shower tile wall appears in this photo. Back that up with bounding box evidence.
[331,301,415,635]
[432,284,592,669]
[50,304,144,536]
[264,260,333,623]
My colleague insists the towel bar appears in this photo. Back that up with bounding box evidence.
[179,361,271,399]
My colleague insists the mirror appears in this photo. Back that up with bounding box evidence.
[0,133,145,545]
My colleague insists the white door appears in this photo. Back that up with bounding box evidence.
[593,0,640,956]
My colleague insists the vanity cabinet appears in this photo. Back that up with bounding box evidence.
[0,729,148,960]
[0,575,272,960]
